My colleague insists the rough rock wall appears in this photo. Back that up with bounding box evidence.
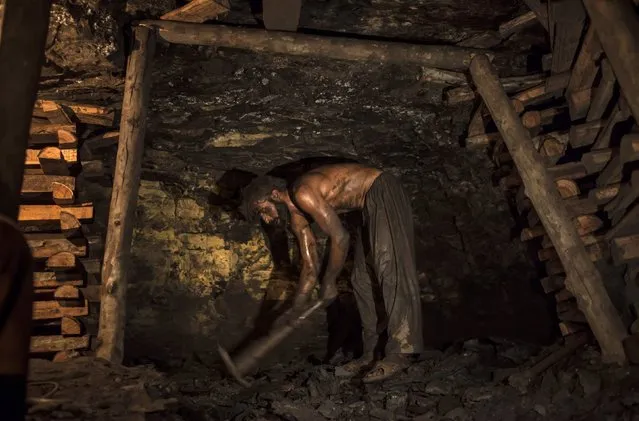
[38,0,556,365]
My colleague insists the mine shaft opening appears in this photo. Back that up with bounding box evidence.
[123,28,561,373]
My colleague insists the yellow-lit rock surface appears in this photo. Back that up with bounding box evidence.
[127,180,304,360]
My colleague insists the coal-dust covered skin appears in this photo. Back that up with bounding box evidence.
[283,163,382,306]
[250,162,425,381]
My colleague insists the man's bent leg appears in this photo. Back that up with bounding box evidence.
[362,173,424,381]
[335,228,377,377]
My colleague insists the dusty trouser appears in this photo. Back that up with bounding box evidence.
[351,171,424,361]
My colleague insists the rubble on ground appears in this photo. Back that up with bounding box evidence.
[26,338,639,421]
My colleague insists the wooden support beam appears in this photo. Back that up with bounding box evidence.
[555,179,580,198]
[567,88,593,122]
[539,135,568,165]
[61,317,82,336]
[621,133,639,163]
[30,335,89,353]
[528,197,599,227]
[18,204,93,223]
[592,100,632,150]
[569,120,605,148]
[456,31,502,49]
[32,300,88,320]
[25,146,77,166]
[498,11,538,38]
[34,100,116,127]
[29,123,77,148]
[521,215,603,240]
[559,321,588,337]
[545,259,565,276]
[46,252,76,270]
[469,54,627,363]
[541,233,603,250]
[559,309,588,324]
[97,26,156,364]
[538,241,608,263]
[513,72,571,105]
[589,183,620,205]
[607,204,639,241]
[555,289,574,302]
[33,147,71,176]
[82,131,119,151]
[521,107,566,129]
[582,148,613,174]
[596,151,624,187]
[54,285,82,300]
[547,0,587,91]
[21,174,75,194]
[444,73,547,106]
[160,0,230,23]
[39,100,74,125]
[523,0,549,31]
[24,234,87,259]
[586,58,616,122]
[566,24,603,120]
[611,234,639,265]
[547,162,587,181]
[583,0,639,123]
[142,20,496,71]
[421,68,467,86]
[541,275,565,293]
[501,162,588,190]
[515,178,579,213]
[607,171,639,222]
[33,272,84,289]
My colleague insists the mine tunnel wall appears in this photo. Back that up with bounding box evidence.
[38,0,561,366]
[121,164,557,367]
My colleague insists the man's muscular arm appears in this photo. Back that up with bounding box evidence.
[293,185,349,302]
[290,211,320,306]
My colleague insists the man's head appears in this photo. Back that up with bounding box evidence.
[240,176,288,225]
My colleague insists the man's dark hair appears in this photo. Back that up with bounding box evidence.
[239,175,288,222]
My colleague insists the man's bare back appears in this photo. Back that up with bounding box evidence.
[240,163,381,305]
[291,163,382,214]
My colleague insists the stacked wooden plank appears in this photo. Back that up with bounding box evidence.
[459,2,639,340]
[22,99,116,360]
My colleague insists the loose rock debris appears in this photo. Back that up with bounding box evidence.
[25,338,639,421]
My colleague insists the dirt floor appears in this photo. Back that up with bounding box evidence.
[26,331,639,421]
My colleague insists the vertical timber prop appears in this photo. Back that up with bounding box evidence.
[0,0,51,420]
[582,0,639,122]
[96,26,156,364]
[469,54,628,364]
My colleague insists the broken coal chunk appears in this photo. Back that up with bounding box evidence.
[462,386,499,403]
[437,395,462,415]
[317,399,343,419]
[445,406,472,421]
[384,390,408,413]
[577,369,602,396]
[425,379,455,396]
[344,401,368,417]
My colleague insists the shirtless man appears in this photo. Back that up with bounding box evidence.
[240,163,423,382]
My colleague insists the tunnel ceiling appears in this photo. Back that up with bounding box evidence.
[42,0,547,177]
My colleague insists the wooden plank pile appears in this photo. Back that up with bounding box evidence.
[459,1,639,341]
[21,99,117,360]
